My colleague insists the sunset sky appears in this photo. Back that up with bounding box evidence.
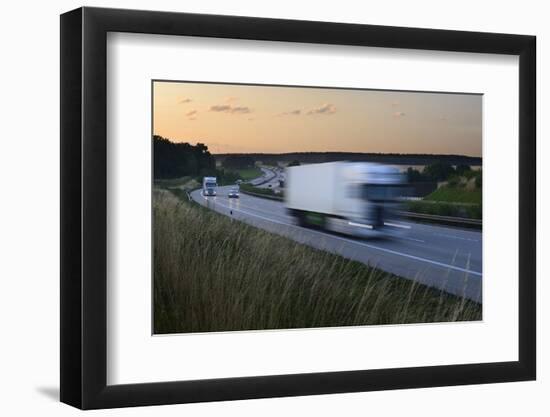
[153,81,482,156]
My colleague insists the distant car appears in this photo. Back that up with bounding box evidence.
[228,188,240,198]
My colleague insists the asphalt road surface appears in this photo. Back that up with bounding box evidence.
[190,185,482,302]
[248,166,283,190]
[251,166,284,191]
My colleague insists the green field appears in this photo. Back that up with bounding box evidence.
[233,167,263,181]
[425,187,482,205]
[407,175,482,220]
[153,189,481,334]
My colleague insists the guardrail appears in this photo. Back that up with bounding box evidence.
[240,188,482,229]
[239,188,284,201]
[249,168,278,186]
[398,211,482,229]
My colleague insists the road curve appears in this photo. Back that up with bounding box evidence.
[253,166,284,190]
[190,185,482,302]
[248,166,280,188]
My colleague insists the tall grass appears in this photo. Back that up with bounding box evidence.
[153,176,193,188]
[154,190,481,334]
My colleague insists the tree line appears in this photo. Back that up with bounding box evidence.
[153,136,244,185]
[215,151,482,166]
[153,135,216,179]
[222,155,255,170]
[406,162,481,186]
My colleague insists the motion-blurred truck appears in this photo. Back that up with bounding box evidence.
[202,176,217,196]
[285,162,405,237]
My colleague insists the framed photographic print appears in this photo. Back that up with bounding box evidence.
[60,7,536,409]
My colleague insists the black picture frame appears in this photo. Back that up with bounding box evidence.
[60,6,536,410]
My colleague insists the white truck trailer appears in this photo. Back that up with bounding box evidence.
[285,162,405,237]
[202,176,217,196]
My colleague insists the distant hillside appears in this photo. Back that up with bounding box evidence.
[214,152,482,166]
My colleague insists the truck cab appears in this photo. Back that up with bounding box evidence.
[342,164,405,236]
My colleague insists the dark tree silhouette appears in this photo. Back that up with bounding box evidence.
[215,152,481,166]
[153,135,215,179]
[406,167,424,182]
[423,162,455,182]
[455,164,471,176]
[222,155,255,170]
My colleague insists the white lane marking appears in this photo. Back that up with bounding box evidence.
[239,199,420,243]
[225,196,419,241]
[384,222,411,230]
[197,193,481,277]
[348,221,373,229]
[226,197,291,221]
[224,193,427,242]
[238,193,480,243]
[399,236,426,243]
[433,232,481,243]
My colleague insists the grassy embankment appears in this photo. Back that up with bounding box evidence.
[153,176,196,189]
[406,174,482,220]
[153,187,481,334]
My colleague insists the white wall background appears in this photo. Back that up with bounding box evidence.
[0,0,546,415]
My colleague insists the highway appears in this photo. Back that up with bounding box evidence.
[189,185,482,303]
[253,166,284,190]
[249,166,283,191]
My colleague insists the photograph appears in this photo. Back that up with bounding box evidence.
[152,80,483,335]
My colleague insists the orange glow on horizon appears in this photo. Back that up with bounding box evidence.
[153,81,482,157]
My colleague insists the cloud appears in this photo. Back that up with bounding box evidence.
[307,103,337,115]
[278,104,336,116]
[210,104,252,114]
[231,106,252,114]
[179,98,192,104]
[186,110,197,117]
[393,111,406,117]
[279,109,302,116]
[210,104,231,112]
